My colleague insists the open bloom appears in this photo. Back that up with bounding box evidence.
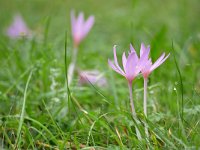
[7,15,31,38]
[140,43,170,78]
[108,44,149,83]
[71,11,95,47]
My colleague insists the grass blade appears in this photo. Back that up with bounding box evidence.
[15,70,33,149]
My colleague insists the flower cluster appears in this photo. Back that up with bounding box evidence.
[108,43,170,138]
[6,8,171,140]
[108,43,170,82]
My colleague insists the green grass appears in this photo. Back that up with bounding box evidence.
[0,0,200,149]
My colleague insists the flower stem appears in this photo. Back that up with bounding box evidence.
[128,81,141,140]
[144,77,149,138]
[68,47,78,85]
[144,78,147,117]
[128,82,136,117]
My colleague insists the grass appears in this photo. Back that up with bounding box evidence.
[0,0,200,149]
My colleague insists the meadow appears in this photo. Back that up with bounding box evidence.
[0,0,200,149]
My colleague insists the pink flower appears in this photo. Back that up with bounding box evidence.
[7,15,31,38]
[140,43,170,78]
[71,11,95,47]
[108,44,149,83]
[78,70,107,87]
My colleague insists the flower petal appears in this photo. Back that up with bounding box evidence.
[108,59,125,76]
[138,44,150,70]
[130,44,139,60]
[140,43,145,57]
[125,51,139,80]
[122,52,127,71]
[150,53,170,72]
[75,12,84,41]
[159,53,170,64]
[78,70,107,87]
[113,45,125,74]
[141,59,152,77]
[82,16,94,38]
[130,44,135,52]
[140,43,150,58]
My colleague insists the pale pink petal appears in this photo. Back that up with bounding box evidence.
[130,44,136,53]
[150,53,165,70]
[159,53,170,65]
[77,12,84,26]
[125,52,139,80]
[140,43,145,57]
[150,53,170,72]
[108,59,125,76]
[130,44,139,60]
[113,45,125,74]
[82,16,94,38]
[140,43,150,58]
[141,59,152,78]
[138,45,150,70]
[122,52,127,71]
[78,70,107,87]
[75,12,84,41]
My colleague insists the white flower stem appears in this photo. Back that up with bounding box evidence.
[68,47,78,86]
[144,77,149,138]
[144,78,147,116]
[128,82,141,140]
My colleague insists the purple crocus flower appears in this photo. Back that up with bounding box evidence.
[108,44,149,140]
[68,11,94,85]
[139,43,170,138]
[108,44,149,84]
[140,43,170,79]
[71,11,95,48]
[7,15,31,38]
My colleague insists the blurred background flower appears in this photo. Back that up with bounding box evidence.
[78,69,107,87]
[71,11,94,48]
[6,14,32,38]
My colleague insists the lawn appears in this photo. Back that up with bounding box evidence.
[0,0,200,149]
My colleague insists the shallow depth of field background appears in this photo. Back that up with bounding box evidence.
[0,0,200,149]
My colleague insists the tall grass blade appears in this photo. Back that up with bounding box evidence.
[15,70,33,149]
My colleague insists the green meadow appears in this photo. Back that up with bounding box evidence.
[0,0,200,149]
